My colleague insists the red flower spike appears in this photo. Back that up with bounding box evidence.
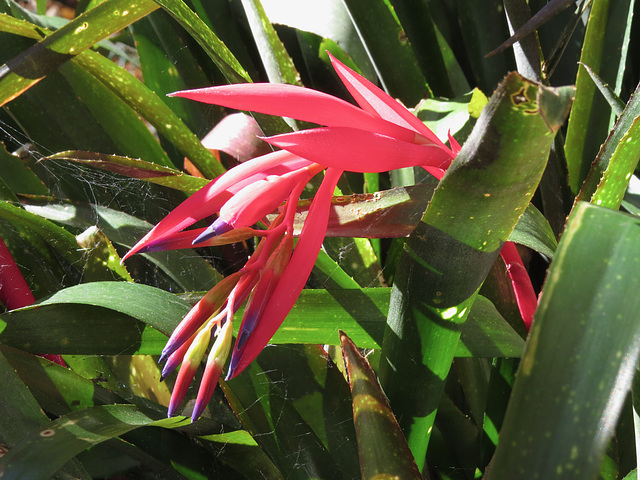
[216,164,324,231]
[167,360,199,417]
[138,227,259,253]
[125,52,542,420]
[227,167,343,378]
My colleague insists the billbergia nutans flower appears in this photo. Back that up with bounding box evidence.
[124,53,536,421]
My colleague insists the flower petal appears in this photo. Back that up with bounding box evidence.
[226,168,343,378]
[170,84,426,145]
[123,151,309,260]
[217,164,324,229]
[191,319,233,421]
[160,272,242,364]
[328,52,446,148]
[136,228,259,253]
[236,235,293,350]
[264,127,454,173]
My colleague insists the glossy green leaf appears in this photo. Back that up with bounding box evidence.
[0,349,51,445]
[388,0,470,97]
[261,0,377,81]
[0,201,82,266]
[153,0,251,84]
[577,81,640,209]
[70,48,222,176]
[240,0,301,86]
[454,0,514,94]
[0,143,48,196]
[0,0,159,106]
[0,12,220,176]
[133,10,210,133]
[486,202,640,479]
[564,0,635,193]
[0,283,524,358]
[340,331,422,479]
[379,73,573,468]
[22,199,223,291]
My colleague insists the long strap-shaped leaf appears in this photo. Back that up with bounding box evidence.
[378,72,573,470]
[485,202,640,479]
[0,0,159,106]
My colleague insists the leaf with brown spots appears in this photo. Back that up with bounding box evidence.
[340,330,423,480]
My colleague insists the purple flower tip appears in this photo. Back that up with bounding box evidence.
[192,218,233,245]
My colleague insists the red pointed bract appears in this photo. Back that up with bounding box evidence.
[170,84,428,146]
[264,127,453,172]
[123,151,310,260]
[328,52,446,148]
[500,241,537,330]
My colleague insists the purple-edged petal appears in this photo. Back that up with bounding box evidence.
[191,320,233,421]
[193,218,234,244]
[123,151,310,260]
[218,165,324,230]
[328,52,447,148]
[264,127,453,173]
[170,84,427,145]
[236,235,293,350]
[227,167,343,378]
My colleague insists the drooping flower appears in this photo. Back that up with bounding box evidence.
[125,53,535,420]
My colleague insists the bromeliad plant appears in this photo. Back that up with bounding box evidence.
[0,1,639,479]
[123,53,544,422]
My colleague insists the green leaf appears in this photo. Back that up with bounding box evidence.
[153,0,251,84]
[43,151,209,194]
[578,61,626,116]
[485,202,640,480]
[75,226,133,282]
[240,0,301,86]
[340,331,422,479]
[0,283,524,358]
[509,203,557,258]
[564,0,636,193]
[0,0,159,106]
[0,349,51,446]
[453,0,514,94]
[577,81,640,209]
[0,404,188,480]
[340,0,431,104]
[0,143,48,196]
[378,73,573,468]
[388,0,470,97]
[22,199,223,291]
[223,345,355,479]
